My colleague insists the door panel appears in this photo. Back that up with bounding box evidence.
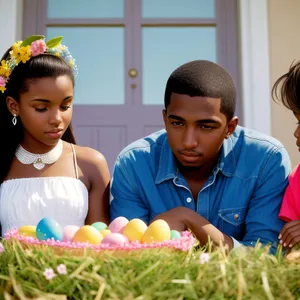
[72,106,164,171]
[142,0,215,18]
[143,126,165,137]
[47,27,125,105]
[142,26,216,105]
[47,0,124,18]
[75,125,128,168]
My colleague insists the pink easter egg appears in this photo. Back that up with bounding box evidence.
[63,225,80,242]
[108,217,129,233]
[101,233,129,245]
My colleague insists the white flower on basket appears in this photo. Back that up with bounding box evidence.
[57,264,67,275]
[199,253,210,264]
[43,268,56,280]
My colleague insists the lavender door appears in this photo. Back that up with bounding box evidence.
[23,0,239,172]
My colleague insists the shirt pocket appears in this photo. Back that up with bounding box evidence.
[218,207,247,241]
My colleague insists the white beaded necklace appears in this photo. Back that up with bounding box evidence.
[15,139,63,170]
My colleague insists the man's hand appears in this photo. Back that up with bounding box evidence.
[153,207,233,250]
[279,220,300,248]
[152,207,189,231]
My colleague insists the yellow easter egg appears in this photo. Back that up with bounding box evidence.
[18,225,37,238]
[100,229,111,237]
[73,225,103,245]
[142,219,170,244]
[122,218,148,242]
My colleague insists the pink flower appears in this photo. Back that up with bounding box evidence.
[43,268,56,280]
[0,242,4,254]
[199,253,210,264]
[57,264,67,275]
[0,76,6,86]
[30,40,46,56]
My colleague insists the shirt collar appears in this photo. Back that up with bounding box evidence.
[155,136,178,184]
[155,134,237,184]
[218,134,237,176]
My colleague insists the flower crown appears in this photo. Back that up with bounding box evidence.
[0,35,78,93]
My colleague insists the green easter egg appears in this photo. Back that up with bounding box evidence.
[91,222,107,232]
[170,230,181,240]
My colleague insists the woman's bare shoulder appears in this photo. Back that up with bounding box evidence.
[73,144,107,166]
[73,145,110,185]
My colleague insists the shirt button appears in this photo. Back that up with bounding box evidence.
[186,197,192,203]
[234,214,239,220]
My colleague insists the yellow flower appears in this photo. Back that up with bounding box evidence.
[58,45,67,51]
[14,56,21,65]
[19,46,31,63]
[0,60,10,77]
[11,41,22,58]
[14,41,22,47]
[68,59,75,67]
[0,86,6,93]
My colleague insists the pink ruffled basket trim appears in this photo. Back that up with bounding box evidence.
[5,229,195,252]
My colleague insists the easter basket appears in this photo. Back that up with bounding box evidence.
[4,229,195,258]
[4,217,196,258]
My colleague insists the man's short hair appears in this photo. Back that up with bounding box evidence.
[164,60,236,121]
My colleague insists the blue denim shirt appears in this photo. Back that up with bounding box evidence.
[110,126,291,250]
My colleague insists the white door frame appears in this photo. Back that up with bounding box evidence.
[239,0,271,135]
[0,0,271,135]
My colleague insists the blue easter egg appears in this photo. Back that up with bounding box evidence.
[36,217,63,241]
[91,221,107,232]
[170,230,181,240]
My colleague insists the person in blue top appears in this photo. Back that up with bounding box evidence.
[110,60,291,251]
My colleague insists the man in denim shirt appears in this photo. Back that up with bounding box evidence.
[110,60,291,251]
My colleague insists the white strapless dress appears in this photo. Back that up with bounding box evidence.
[0,177,88,236]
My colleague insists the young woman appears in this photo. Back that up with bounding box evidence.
[0,35,110,235]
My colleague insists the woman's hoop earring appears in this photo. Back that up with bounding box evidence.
[12,114,17,126]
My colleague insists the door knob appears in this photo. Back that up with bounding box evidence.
[128,68,138,78]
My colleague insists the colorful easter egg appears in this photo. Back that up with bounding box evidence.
[142,219,171,244]
[170,230,181,240]
[18,225,36,238]
[100,229,111,237]
[108,217,129,233]
[63,225,80,242]
[122,218,147,242]
[101,233,129,245]
[73,225,103,245]
[91,222,107,232]
[36,218,63,241]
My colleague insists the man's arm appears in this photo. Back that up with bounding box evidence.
[153,207,234,249]
[110,157,149,223]
[153,147,291,252]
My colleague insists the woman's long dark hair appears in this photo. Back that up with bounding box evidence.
[0,50,76,184]
[272,60,300,114]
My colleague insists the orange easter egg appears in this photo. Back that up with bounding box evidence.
[19,225,36,238]
[73,225,103,245]
[142,219,170,244]
[122,218,148,242]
